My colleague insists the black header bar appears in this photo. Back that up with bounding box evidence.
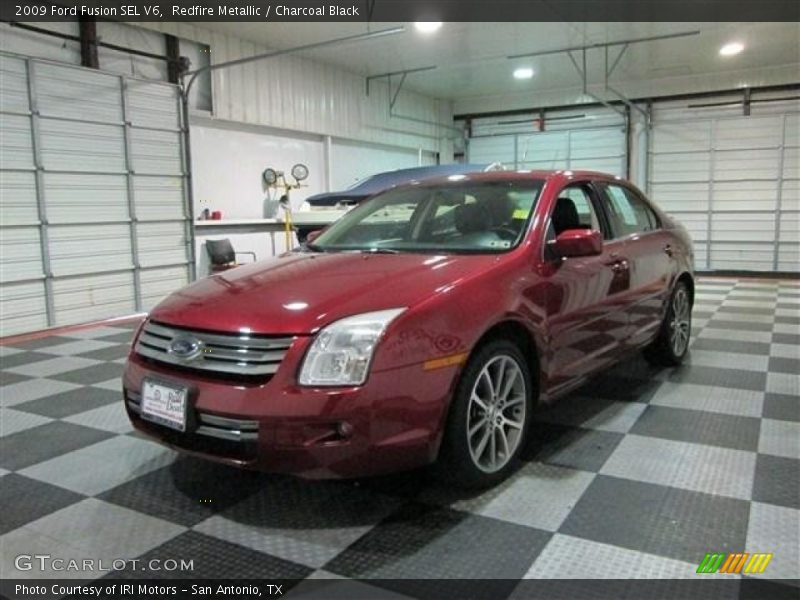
[2,0,799,23]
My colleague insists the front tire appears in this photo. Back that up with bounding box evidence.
[644,280,692,366]
[438,339,533,488]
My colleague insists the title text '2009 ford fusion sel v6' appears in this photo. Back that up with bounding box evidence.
[123,170,694,487]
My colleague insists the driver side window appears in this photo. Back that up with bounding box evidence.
[561,186,601,230]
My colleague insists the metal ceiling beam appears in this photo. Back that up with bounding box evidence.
[365,65,438,96]
[183,26,405,97]
[507,30,701,60]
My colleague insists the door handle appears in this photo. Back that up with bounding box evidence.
[663,244,674,257]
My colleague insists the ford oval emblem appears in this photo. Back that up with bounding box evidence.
[168,335,203,360]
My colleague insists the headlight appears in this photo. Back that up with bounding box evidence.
[298,308,406,386]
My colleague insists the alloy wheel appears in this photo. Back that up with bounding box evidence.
[669,287,691,356]
[466,355,527,473]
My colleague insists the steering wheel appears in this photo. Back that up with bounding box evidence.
[490,225,519,241]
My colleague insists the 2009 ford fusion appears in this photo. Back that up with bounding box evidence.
[123,170,693,487]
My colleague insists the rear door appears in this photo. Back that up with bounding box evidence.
[596,182,674,347]
[542,182,632,394]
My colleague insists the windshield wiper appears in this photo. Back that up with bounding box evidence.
[362,248,400,254]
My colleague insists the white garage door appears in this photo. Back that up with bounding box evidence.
[648,97,799,272]
[331,139,437,191]
[467,107,627,177]
[0,52,192,336]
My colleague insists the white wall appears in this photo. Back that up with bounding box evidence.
[138,22,454,160]
[190,117,325,217]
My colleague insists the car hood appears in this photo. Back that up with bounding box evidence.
[149,252,500,335]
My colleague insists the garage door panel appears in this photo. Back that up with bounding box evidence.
[134,176,185,221]
[715,115,782,151]
[0,281,48,336]
[0,227,43,282]
[651,122,710,153]
[781,180,799,212]
[650,153,710,182]
[714,180,778,212]
[0,55,30,113]
[783,147,799,181]
[693,242,709,269]
[130,128,183,175]
[517,132,568,163]
[777,243,799,272]
[569,129,622,160]
[141,265,189,311]
[714,148,780,181]
[0,114,34,169]
[137,222,189,268]
[711,213,776,242]
[784,114,799,147]
[48,224,133,276]
[44,173,128,224]
[468,136,515,164]
[126,79,180,130]
[0,171,38,225]
[650,182,710,212]
[34,62,122,123]
[779,212,799,243]
[570,157,624,176]
[666,212,708,241]
[52,271,136,326]
[39,119,125,172]
[710,243,774,271]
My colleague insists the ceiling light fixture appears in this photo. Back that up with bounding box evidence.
[719,42,744,56]
[414,22,442,34]
[513,67,534,80]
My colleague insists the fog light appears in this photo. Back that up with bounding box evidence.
[336,421,354,438]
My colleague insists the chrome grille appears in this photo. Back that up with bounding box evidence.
[135,320,294,376]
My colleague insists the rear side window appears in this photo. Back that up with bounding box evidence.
[603,184,659,237]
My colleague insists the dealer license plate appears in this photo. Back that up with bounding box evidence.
[141,379,188,432]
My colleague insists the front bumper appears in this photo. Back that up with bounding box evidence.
[122,338,456,479]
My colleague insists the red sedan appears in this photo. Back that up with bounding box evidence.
[123,170,694,487]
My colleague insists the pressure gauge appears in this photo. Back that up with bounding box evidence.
[291,163,309,182]
[262,168,278,186]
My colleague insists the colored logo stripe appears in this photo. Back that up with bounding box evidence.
[697,552,773,574]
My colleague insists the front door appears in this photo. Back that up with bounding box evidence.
[541,182,632,395]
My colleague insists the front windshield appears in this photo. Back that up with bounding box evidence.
[310,180,544,254]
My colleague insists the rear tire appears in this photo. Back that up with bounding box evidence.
[437,339,533,489]
[644,280,692,367]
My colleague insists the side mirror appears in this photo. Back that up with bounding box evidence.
[552,229,603,258]
[305,229,322,244]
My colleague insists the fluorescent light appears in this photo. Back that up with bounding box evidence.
[415,22,442,34]
[719,42,744,56]
[513,67,534,80]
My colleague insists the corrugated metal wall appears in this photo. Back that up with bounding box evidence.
[140,23,454,157]
[0,52,191,336]
[466,107,627,176]
[648,97,799,272]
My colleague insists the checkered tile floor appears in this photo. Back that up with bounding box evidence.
[0,277,798,596]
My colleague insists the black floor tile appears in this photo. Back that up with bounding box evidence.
[325,501,550,581]
[739,578,800,600]
[14,386,119,418]
[775,316,800,326]
[689,338,771,356]
[0,474,85,534]
[0,371,33,387]
[0,352,56,370]
[579,373,664,403]
[103,530,313,580]
[631,406,761,452]
[716,306,776,316]
[0,421,114,470]
[99,458,263,527]
[522,422,624,472]
[664,364,766,392]
[768,357,800,375]
[773,333,800,345]
[4,336,78,351]
[706,320,774,332]
[50,362,124,384]
[752,454,800,510]
[762,393,800,423]
[96,331,136,344]
[77,344,132,361]
[559,475,750,563]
